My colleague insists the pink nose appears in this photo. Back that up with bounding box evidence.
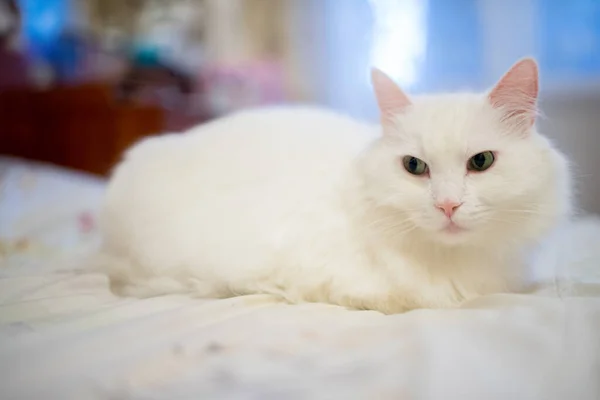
[435,200,462,218]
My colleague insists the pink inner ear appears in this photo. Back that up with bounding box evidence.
[371,68,411,125]
[488,58,539,129]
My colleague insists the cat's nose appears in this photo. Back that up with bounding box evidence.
[435,200,462,218]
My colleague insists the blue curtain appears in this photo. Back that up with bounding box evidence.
[321,0,376,120]
[537,0,600,79]
[421,0,483,92]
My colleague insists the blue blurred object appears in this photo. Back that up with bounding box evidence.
[131,43,163,67]
[44,32,86,80]
[19,0,86,80]
[19,0,65,56]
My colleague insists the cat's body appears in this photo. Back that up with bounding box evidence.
[100,59,571,313]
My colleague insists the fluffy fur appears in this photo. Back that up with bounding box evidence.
[99,59,571,314]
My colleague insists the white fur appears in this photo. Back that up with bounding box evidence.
[99,76,571,314]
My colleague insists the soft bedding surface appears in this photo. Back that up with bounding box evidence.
[1,156,600,400]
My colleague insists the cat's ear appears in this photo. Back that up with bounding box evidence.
[371,68,412,128]
[488,58,539,132]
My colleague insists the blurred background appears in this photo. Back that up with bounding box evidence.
[0,0,599,213]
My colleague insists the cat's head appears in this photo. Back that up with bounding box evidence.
[360,58,571,248]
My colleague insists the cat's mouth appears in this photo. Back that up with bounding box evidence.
[442,221,466,234]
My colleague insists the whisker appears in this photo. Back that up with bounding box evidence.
[481,217,530,226]
[502,208,546,214]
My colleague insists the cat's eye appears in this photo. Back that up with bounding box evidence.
[468,151,495,172]
[402,156,429,176]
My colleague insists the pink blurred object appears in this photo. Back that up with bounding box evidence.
[201,60,286,115]
[77,211,95,234]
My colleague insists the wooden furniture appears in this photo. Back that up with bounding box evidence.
[0,84,165,175]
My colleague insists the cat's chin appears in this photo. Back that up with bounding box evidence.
[443,222,466,234]
[432,224,476,246]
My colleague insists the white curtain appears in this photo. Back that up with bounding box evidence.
[285,0,428,121]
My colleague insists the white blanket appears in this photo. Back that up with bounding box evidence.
[1,157,599,400]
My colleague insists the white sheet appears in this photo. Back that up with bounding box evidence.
[1,157,600,400]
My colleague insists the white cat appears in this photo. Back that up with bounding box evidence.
[99,58,571,314]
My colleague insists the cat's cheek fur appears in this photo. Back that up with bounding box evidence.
[470,133,571,244]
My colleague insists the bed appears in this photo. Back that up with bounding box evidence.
[1,155,600,400]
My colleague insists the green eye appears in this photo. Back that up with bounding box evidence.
[468,151,495,172]
[402,156,429,176]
